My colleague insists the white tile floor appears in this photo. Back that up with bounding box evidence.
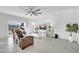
[0,36,79,53]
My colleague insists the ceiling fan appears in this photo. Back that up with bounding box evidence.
[20,6,42,16]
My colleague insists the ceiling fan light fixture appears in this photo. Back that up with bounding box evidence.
[24,6,42,16]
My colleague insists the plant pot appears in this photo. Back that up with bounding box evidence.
[69,36,73,42]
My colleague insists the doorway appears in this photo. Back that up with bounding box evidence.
[7,20,26,44]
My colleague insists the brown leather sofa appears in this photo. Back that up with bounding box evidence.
[12,28,34,50]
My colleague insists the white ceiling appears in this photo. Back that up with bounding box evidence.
[0,6,78,19]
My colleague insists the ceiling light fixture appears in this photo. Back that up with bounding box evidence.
[20,6,42,16]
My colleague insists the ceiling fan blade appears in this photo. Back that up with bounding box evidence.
[31,11,38,16]
[34,14,38,16]
[37,12,42,14]
[25,11,32,15]
[33,13,38,16]
[35,9,41,12]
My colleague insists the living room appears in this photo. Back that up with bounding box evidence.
[0,6,79,53]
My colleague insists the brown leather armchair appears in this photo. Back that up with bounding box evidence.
[12,28,34,50]
[20,36,34,50]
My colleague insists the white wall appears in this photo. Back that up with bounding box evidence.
[50,7,79,40]
[30,7,79,40]
[0,6,79,41]
[0,12,30,39]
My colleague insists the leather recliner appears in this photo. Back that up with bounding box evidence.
[12,28,34,50]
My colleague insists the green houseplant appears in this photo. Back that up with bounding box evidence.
[66,23,78,36]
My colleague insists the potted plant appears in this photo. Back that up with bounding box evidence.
[66,23,78,42]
